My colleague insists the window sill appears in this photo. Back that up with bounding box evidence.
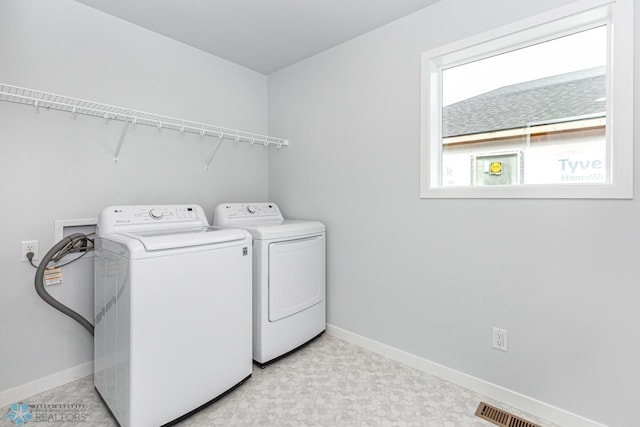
[420,183,632,199]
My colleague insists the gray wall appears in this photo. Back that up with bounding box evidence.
[268,0,639,425]
[0,0,269,392]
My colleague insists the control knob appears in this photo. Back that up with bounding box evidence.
[246,205,257,214]
[149,208,164,219]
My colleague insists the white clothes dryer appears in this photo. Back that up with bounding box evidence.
[94,205,252,427]
[213,202,326,367]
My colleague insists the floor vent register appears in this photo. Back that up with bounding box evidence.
[475,402,541,427]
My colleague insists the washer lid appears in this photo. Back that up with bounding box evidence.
[240,220,325,240]
[119,226,248,251]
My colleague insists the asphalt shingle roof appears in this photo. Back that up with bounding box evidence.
[442,66,606,138]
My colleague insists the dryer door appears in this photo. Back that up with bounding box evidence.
[268,235,325,322]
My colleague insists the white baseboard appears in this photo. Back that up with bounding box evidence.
[0,361,93,408]
[326,324,606,427]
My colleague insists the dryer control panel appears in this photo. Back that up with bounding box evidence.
[97,205,208,234]
[213,202,283,225]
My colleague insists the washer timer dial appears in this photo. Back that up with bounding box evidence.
[149,208,164,219]
[246,205,257,214]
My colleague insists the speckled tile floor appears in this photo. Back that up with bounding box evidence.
[2,334,558,426]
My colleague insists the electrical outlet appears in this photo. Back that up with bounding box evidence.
[21,240,39,262]
[492,327,508,352]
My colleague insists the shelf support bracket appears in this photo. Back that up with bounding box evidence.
[205,134,224,170]
[114,120,131,163]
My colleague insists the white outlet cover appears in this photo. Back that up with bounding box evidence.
[21,240,39,262]
[492,327,508,352]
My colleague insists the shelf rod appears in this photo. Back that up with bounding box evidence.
[114,120,131,163]
[205,134,224,170]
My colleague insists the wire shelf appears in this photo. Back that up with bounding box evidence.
[0,83,288,152]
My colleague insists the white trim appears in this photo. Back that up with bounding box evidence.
[0,361,93,407]
[326,324,607,427]
[426,0,613,64]
[419,0,633,199]
[53,218,98,261]
[607,0,634,196]
[53,218,97,242]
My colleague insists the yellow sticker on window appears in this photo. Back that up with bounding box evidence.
[490,162,502,175]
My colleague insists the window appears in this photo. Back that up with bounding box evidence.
[420,0,633,198]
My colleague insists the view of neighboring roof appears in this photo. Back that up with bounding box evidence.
[442,66,606,138]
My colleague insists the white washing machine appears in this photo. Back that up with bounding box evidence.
[213,202,326,367]
[94,204,252,427]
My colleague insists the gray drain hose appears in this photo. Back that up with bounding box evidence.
[34,233,94,335]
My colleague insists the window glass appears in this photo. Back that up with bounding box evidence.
[441,27,606,187]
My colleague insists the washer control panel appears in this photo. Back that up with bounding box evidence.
[97,205,207,234]
[213,202,283,225]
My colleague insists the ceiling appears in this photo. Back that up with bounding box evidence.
[74,0,441,75]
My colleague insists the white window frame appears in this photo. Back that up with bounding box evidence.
[419,0,633,199]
